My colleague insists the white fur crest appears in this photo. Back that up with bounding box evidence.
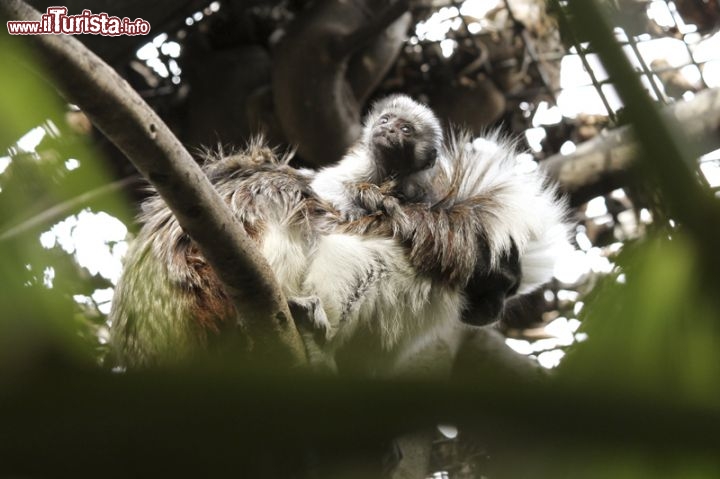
[435,131,571,291]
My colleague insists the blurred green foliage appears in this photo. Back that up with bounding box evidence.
[561,236,720,404]
[0,32,130,369]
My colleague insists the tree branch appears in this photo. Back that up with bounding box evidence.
[272,0,412,166]
[330,0,410,60]
[0,176,139,241]
[566,0,720,251]
[546,87,720,206]
[0,0,306,365]
[347,10,413,105]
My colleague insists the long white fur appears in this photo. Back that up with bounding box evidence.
[309,149,377,214]
[433,131,571,292]
[302,234,462,354]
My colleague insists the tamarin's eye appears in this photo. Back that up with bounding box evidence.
[401,125,413,134]
[379,116,389,124]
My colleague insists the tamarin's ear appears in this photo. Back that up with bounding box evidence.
[420,146,438,170]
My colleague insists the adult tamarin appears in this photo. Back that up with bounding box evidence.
[304,136,568,373]
[110,98,569,373]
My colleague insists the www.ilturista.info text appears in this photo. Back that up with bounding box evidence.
[7,7,150,36]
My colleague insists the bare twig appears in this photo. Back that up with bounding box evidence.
[0,0,306,365]
[0,176,139,241]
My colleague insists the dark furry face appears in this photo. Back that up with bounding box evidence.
[370,110,438,178]
[356,95,443,197]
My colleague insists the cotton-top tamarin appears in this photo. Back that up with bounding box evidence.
[110,97,569,374]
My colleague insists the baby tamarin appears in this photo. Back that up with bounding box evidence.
[310,94,443,219]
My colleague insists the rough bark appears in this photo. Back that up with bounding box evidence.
[1,0,306,365]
